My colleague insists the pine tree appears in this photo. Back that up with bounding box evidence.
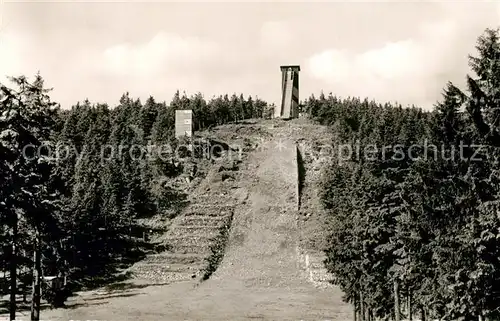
[0,74,61,320]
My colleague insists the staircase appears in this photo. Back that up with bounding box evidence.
[129,194,236,283]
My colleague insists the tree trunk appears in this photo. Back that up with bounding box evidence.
[394,279,401,321]
[72,234,76,267]
[360,291,365,321]
[30,229,41,321]
[354,294,358,321]
[421,306,426,321]
[408,290,412,321]
[21,250,27,303]
[9,213,18,321]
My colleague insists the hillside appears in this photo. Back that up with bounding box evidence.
[5,117,353,321]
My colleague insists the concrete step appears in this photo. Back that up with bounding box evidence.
[191,195,234,202]
[168,225,223,235]
[132,262,204,273]
[176,216,229,227]
[164,235,215,244]
[166,228,221,239]
[188,201,236,208]
[132,270,198,282]
[187,200,233,208]
[183,207,234,216]
[178,214,229,222]
[310,267,331,274]
[144,253,206,265]
[307,256,327,266]
[309,262,325,269]
[310,269,335,282]
[165,242,212,254]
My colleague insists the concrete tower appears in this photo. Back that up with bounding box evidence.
[276,65,300,119]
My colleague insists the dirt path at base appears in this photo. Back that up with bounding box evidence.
[36,134,351,321]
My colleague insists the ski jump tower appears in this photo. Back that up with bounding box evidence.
[275,65,300,119]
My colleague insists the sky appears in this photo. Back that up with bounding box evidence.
[1,1,500,110]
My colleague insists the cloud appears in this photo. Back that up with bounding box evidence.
[53,30,276,108]
[0,30,27,79]
[260,21,293,52]
[101,32,220,77]
[3,2,499,110]
[306,19,462,108]
[308,49,352,83]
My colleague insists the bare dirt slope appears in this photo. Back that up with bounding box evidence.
[29,120,352,321]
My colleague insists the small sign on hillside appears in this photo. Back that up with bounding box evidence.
[175,109,193,138]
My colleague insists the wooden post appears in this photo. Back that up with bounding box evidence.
[394,279,401,321]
